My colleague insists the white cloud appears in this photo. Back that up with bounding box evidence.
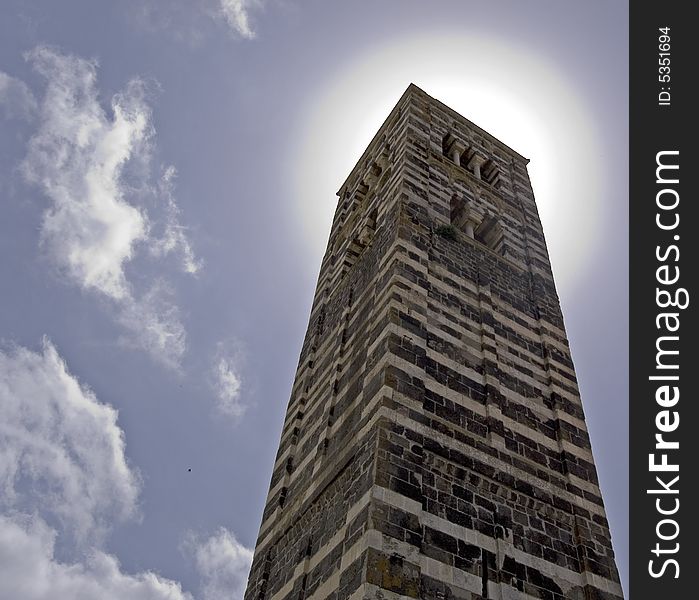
[0,339,140,547]
[212,344,245,420]
[187,527,252,600]
[219,0,257,39]
[22,47,150,301]
[150,166,203,275]
[0,341,195,598]
[19,46,199,368]
[0,515,192,600]
[0,71,37,120]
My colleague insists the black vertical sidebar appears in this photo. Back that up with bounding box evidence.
[629,2,697,598]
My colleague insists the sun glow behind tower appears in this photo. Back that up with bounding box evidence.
[288,32,606,296]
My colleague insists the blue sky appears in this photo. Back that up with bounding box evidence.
[0,1,628,598]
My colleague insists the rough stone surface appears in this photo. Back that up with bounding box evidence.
[244,84,623,600]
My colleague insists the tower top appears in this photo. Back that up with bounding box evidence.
[336,82,529,197]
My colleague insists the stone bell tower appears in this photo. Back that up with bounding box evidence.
[244,84,623,600]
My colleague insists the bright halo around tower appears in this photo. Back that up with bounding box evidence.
[287,32,605,296]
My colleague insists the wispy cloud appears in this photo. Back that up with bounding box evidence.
[185,527,252,600]
[20,46,199,368]
[0,339,191,599]
[131,1,261,42]
[117,281,187,371]
[0,338,140,547]
[150,166,203,275]
[0,70,37,120]
[218,0,257,39]
[211,342,246,420]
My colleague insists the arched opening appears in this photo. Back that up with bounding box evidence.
[474,214,505,254]
[480,159,501,187]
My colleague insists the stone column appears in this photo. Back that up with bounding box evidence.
[468,154,485,179]
[464,219,476,239]
[446,139,466,166]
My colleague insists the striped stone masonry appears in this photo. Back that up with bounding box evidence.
[244,84,623,600]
